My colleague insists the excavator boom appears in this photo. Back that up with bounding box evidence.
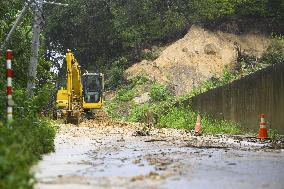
[55,50,104,124]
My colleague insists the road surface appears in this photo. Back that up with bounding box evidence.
[33,120,284,189]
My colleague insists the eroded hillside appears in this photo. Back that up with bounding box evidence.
[125,25,271,95]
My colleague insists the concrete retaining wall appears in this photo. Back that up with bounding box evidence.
[191,63,284,134]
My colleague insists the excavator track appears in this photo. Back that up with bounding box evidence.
[55,50,104,125]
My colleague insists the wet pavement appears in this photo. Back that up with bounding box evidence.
[33,121,284,189]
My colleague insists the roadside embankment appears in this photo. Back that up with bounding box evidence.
[191,62,284,134]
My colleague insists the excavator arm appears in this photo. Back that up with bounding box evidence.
[55,50,104,124]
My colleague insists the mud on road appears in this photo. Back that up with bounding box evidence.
[34,120,284,189]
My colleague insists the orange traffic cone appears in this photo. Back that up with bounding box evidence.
[194,114,202,136]
[257,114,268,139]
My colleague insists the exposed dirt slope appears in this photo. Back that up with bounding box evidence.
[125,25,271,95]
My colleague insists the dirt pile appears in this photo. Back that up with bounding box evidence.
[125,25,271,95]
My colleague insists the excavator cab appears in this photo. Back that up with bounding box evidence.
[82,73,104,110]
[54,50,104,123]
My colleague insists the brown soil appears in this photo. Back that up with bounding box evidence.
[125,25,271,95]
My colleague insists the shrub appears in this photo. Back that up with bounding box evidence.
[261,35,284,65]
[150,83,170,101]
[104,100,120,120]
[200,117,242,134]
[141,49,159,61]
[0,119,55,189]
[116,87,135,102]
[106,57,128,89]
[129,75,149,86]
[158,107,196,129]
[157,106,242,134]
[0,82,56,189]
[128,104,150,122]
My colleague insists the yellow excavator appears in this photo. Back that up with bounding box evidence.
[55,50,104,124]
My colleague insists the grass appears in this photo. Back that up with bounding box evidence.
[105,76,244,135]
[116,87,135,102]
[157,107,242,134]
[200,117,242,134]
[105,36,284,135]
[150,83,171,101]
[158,107,194,129]
[128,104,150,122]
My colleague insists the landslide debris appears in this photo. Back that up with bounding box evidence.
[125,25,271,95]
[74,120,283,150]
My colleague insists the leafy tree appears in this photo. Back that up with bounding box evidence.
[44,0,283,82]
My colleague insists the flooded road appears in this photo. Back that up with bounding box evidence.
[34,121,284,189]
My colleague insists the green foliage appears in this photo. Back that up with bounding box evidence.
[44,0,284,74]
[106,57,128,89]
[190,0,236,21]
[105,75,152,121]
[128,104,150,122]
[221,68,237,83]
[151,38,283,134]
[268,128,281,141]
[12,83,55,119]
[0,85,56,189]
[189,69,237,97]
[0,4,56,188]
[105,72,243,134]
[0,119,55,189]
[200,116,242,134]
[157,106,242,134]
[261,35,284,65]
[116,87,135,102]
[106,34,284,133]
[43,0,284,95]
[0,0,53,89]
[129,75,149,86]
[150,83,170,101]
[104,100,121,120]
[159,107,195,129]
[141,49,159,61]
[0,82,56,189]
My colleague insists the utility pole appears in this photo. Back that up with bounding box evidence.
[27,0,43,97]
[27,0,68,97]
[1,0,68,97]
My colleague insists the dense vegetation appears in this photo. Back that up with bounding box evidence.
[0,0,283,187]
[1,1,56,188]
[45,0,284,86]
[0,119,55,189]
[105,35,284,134]
[105,75,243,134]
[0,87,56,189]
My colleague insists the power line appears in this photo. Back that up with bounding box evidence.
[0,0,68,96]
[28,0,68,96]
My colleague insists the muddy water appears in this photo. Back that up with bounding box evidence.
[34,123,284,189]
